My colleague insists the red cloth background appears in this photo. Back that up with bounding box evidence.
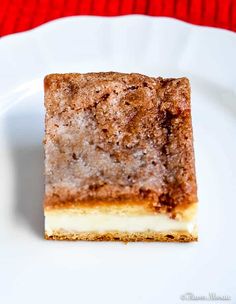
[0,0,235,37]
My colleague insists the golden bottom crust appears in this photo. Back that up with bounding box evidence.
[45,230,197,242]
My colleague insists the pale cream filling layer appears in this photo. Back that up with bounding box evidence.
[45,212,196,236]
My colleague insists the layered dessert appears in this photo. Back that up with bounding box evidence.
[44,72,198,242]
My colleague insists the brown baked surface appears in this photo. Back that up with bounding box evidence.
[45,230,197,242]
[44,72,197,216]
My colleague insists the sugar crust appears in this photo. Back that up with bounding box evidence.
[44,72,197,216]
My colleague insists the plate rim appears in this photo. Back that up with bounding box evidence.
[1,15,236,43]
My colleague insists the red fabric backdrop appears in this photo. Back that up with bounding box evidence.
[0,0,235,37]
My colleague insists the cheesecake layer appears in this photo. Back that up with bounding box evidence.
[45,212,196,235]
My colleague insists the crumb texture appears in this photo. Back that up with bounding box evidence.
[45,230,197,242]
[44,72,197,212]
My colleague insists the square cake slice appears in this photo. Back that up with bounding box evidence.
[44,72,198,242]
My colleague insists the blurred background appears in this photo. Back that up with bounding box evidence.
[0,0,235,37]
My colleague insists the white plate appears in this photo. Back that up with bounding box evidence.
[0,16,236,303]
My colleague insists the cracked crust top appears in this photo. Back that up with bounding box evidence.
[44,72,197,215]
